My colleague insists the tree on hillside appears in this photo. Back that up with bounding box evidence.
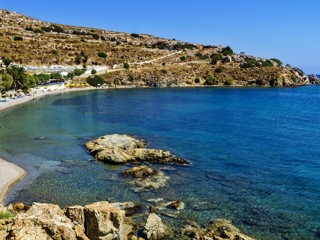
[86,75,104,87]
[6,65,34,90]
[3,58,12,67]
[0,73,13,92]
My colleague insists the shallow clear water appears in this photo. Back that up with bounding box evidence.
[0,87,320,239]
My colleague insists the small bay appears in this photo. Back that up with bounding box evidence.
[0,86,319,239]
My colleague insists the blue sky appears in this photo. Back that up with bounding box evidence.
[1,0,319,73]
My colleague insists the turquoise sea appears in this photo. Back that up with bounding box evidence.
[0,87,319,239]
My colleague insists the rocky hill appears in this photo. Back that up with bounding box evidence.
[0,9,310,87]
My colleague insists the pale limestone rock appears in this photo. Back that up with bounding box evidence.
[65,205,85,229]
[85,134,188,165]
[143,213,167,240]
[9,202,89,240]
[84,201,126,240]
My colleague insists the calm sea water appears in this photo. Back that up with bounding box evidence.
[0,87,319,239]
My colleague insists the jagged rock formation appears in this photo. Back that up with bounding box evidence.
[309,74,320,84]
[143,213,168,240]
[84,134,188,165]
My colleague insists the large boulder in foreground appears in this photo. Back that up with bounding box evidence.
[9,203,89,240]
[85,134,188,165]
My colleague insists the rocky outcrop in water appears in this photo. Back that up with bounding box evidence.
[309,74,320,84]
[85,134,188,165]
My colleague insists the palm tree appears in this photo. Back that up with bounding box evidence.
[6,65,26,90]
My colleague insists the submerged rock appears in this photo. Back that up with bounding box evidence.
[123,166,170,192]
[166,200,185,211]
[123,165,159,179]
[85,134,188,165]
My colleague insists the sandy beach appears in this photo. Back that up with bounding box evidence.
[0,158,25,204]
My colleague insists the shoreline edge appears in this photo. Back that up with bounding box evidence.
[0,158,26,205]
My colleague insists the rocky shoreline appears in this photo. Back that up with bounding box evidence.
[0,134,255,239]
[0,200,254,240]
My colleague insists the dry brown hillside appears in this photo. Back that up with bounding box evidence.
[0,9,310,87]
[0,9,187,67]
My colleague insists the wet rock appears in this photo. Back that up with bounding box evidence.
[9,202,89,240]
[182,219,254,240]
[111,202,142,216]
[85,134,189,165]
[123,165,159,179]
[182,221,202,239]
[166,200,185,211]
[143,213,168,240]
[205,219,254,240]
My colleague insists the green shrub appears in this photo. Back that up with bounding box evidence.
[0,73,13,91]
[194,78,200,84]
[0,210,15,219]
[73,68,85,76]
[130,33,141,38]
[241,58,259,68]
[160,69,168,74]
[41,26,52,32]
[271,58,283,66]
[25,26,33,31]
[51,25,64,33]
[13,36,23,41]
[3,58,12,67]
[86,75,104,87]
[215,67,224,73]
[224,77,234,86]
[210,53,223,65]
[75,55,82,64]
[33,28,44,34]
[173,43,196,50]
[67,72,75,79]
[180,56,187,61]
[205,75,217,85]
[91,69,97,74]
[196,53,209,60]
[123,62,130,69]
[221,46,233,56]
[97,52,107,58]
[91,33,100,40]
[260,60,274,67]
